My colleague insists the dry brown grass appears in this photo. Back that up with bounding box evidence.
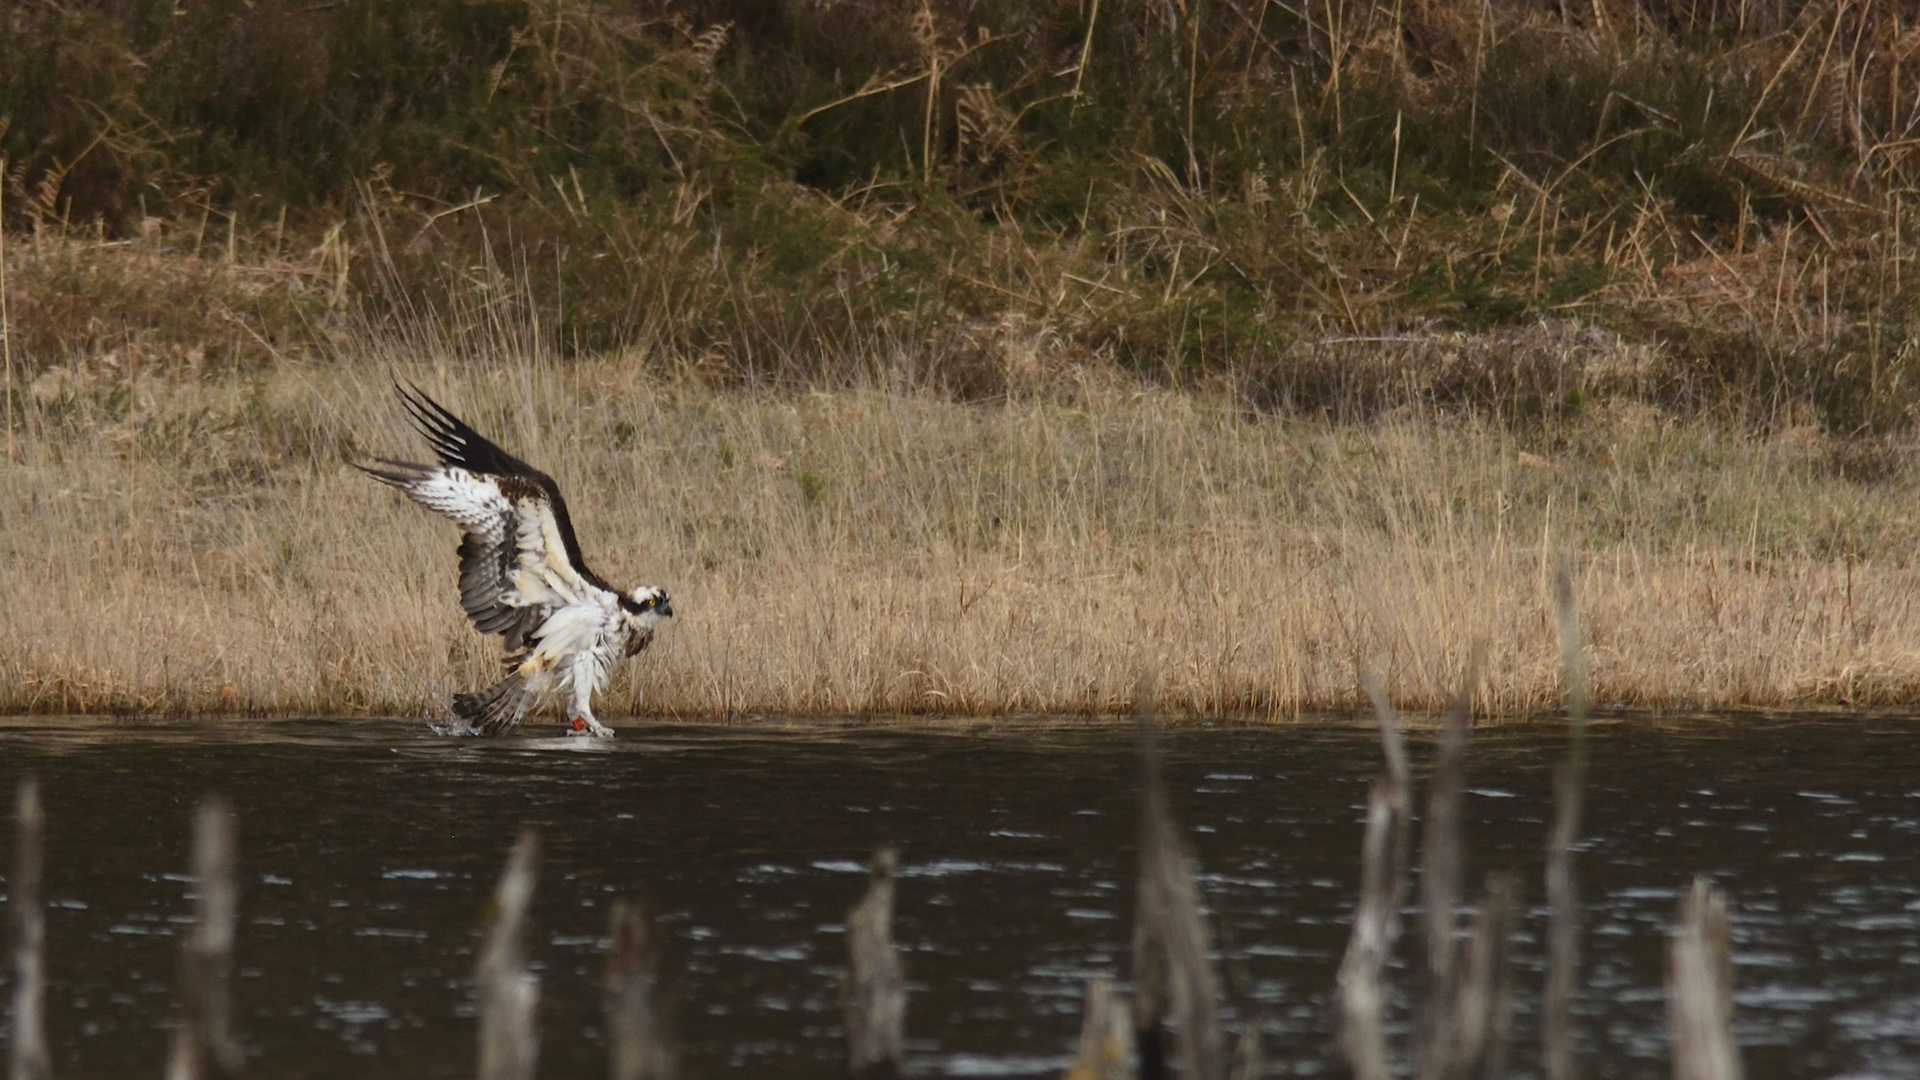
[7,306,1920,722]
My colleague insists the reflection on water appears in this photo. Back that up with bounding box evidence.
[0,716,1917,1077]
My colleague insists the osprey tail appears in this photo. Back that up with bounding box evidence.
[451,672,533,735]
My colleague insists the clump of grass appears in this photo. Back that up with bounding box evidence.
[0,223,337,378]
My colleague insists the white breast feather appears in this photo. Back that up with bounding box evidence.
[522,601,614,693]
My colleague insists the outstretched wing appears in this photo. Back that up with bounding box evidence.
[391,384,602,580]
[357,385,608,652]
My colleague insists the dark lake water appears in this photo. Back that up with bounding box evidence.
[0,715,1917,1078]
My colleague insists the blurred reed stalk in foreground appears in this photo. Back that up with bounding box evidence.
[845,847,905,1080]
[477,832,541,1080]
[1414,662,1474,1080]
[1338,568,1612,1079]
[1066,978,1135,1080]
[1544,561,1591,1080]
[607,901,675,1080]
[164,799,242,1080]
[9,779,49,1080]
[1338,655,1519,1080]
[1130,724,1228,1080]
[1334,678,1410,1080]
[1667,877,1744,1080]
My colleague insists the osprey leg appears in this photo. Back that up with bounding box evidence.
[562,652,617,737]
[565,702,615,738]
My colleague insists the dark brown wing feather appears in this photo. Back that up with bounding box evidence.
[394,382,610,592]
[457,529,546,653]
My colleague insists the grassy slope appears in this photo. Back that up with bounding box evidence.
[5,0,1920,424]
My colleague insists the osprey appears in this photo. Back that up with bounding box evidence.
[357,385,672,737]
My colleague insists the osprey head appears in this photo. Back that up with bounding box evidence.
[620,585,673,626]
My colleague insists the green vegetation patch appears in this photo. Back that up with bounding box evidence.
[4,0,1919,429]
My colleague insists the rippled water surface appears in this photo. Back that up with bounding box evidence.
[1,715,1918,1078]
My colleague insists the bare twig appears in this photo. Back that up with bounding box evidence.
[477,831,541,1080]
[796,70,933,126]
[796,33,1003,128]
[1725,14,1822,160]
[846,847,905,1080]
[164,800,242,1080]
[1667,877,1743,1080]
[607,901,674,1080]
[9,779,49,1080]
[409,191,499,247]
[1070,0,1103,108]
